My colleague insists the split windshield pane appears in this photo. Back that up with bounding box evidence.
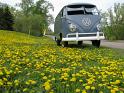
[67,4,99,15]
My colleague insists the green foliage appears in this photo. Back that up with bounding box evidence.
[18,0,54,26]
[0,7,4,29]
[14,14,44,36]
[102,3,124,40]
[104,24,124,40]
[0,5,14,30]
[13,0,54,36]
[18,0,34,16]
[3,6,14,30]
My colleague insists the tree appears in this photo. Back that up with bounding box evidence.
[14,14,44,36]
[0,4,14,31]
[18,0,34,16]
[3,6,14,30]
[0,7,4,29]
[18,0,54,26]
[102,3,124,40]
[14,0,54,36]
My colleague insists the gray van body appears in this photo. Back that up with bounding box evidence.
[54,3,105,42]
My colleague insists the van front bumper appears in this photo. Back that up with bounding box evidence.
[62,32,105,41]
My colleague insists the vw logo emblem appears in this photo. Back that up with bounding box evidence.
[82,18,91,26]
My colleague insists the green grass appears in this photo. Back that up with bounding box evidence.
[111,48,124,58]
[0,30,124,93]
[0,30,54,45]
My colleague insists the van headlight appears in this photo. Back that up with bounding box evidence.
[69,23,77,32]
[97,24,101,31]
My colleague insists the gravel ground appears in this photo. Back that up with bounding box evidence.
[84,40,124,49]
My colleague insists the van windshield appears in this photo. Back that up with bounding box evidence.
[67,5,99,15]
[85,7,99,15]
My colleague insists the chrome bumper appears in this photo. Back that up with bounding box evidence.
[62,32,105,41]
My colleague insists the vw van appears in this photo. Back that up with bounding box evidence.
[54,3,105,47]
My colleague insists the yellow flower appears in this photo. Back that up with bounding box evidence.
[49,91,54,93]
[63,73,68,77]
[26,81,30,85]
[41,73,45,76]
[6,70,10,75]
[23,88,28,92]
[91,86,95,90]
[72,74,76,77]
[7,82,12,86]
[51,78,55,81]
[43,76,47,80]
[99,91,103,93]
[88,80,93,84]
[98,84,103,87]
[0,79,3,86]
[111,89,116,93]
[43,81,51,91]
[30,80,36,84]
[113,88,118,91]
[64,78,68,80]
[0,72,3,76]
[45,84,51,91]
[79,80,83,82]
[76,88,80,92]
[82,90,87,93]
[3,78,7,81]
[114,80,120,84]
[26,80,36,85]
[85,86,90,90]
[70,77,76,82]
[107,86,112,89]
[14,80,19,86]
[66,84,69,87]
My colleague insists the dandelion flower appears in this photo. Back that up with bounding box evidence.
[85,86,90,90]
[82,89,87,93]
[70,77,76,82]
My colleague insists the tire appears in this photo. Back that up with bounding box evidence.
[92,41,96,46]
[78,41,83,45]
[62,41,68,47]
[55,34,62,46]
[56,39,61,46]
[92,40,100,48]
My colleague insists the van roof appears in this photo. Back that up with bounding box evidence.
[65,3,96,8]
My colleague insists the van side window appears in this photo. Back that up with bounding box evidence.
[61,11,63,17]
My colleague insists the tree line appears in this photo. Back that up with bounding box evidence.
[0,4,14,31]
[0,0,54,36]
[102,3,124,40]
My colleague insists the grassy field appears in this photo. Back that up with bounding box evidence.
[0,30,124,93]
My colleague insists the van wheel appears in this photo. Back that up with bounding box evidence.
[62,41,68,47]
[55,37,62,46]
[92,40,100,48]
[78,41,83,45]
[56,39,61,46]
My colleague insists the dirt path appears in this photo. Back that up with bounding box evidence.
[84,40,124,49]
